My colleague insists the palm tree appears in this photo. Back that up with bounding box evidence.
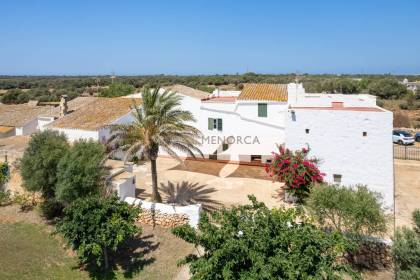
[108,87,203,202]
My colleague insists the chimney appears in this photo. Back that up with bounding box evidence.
[59,95,68,117]
[331,102,344,108]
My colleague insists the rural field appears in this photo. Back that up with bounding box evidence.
[0,158,418,279]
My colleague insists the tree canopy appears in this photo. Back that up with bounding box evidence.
[20,130,69,199]
[99,82,135,97]
[57,195,140,269]
[172,196,359,279]
[55,140,107,204]
[108,87,203,202]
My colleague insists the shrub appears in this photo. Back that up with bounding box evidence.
[306,184,387,240]
[57,195,140,270]
[0,162,10,188]
[393,209,420,280]
[172,196,360,279]
[265,146,324,201]
[393,111,411,128]
[13,192,39,212]
[368,78,408,99]
[413,209,420,231]
[39,198,64,220]
[99,82,135,97]
[56,140,107,204]
[0,190,12,206]
[20,131,69,199]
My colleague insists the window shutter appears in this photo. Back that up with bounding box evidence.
[208,118,213,130]
[258,103,267,117]
[217,118,223,131]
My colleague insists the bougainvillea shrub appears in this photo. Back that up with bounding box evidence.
[265,146,324,201]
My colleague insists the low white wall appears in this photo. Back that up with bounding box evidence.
[113,176,136,200]
[124,197,202,228]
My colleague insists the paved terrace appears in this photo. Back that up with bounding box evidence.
[134,157,286,210]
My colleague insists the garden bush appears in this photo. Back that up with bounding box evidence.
[265,146,324,201]
[13,192,39,212]
[172,195,360,279]
[39,198,64,220]
[20,130,69,199]
[56,140,107,204]
[306,184,387,240]
[393,209,420,280]
[0,161,10,188]
[57,195,140,270]
[0,190,12,206]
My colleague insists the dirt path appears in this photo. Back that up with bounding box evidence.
[394,159,420,228]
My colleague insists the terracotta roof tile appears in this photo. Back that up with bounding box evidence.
[47,97,141,131]
[0,103,53,127]
[164,84,210,99]
[238,83,288,102]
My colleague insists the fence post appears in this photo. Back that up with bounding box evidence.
[404,146,407,160]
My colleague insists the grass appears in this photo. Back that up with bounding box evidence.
[0,222,89,280]
[0,205,194,279]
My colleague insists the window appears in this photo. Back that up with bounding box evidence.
[222,143,229,151]
[258,103,267,117]
[363,132,367,137]
[251,155,262,162]
[305,129,310,134]
[208,118,222,131]
[333,174,342,183]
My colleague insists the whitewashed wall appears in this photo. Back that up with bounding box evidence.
[112,175,136,199]
[198,100,287,162]
[45,127,99,142]
[37,116,55,130]
[15,118,38,136]
[285,108,394,208]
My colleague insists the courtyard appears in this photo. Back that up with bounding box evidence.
[134,157,420,228]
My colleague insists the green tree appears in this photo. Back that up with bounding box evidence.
[108,87,203,202]
[368,78,408,99]
[172,196,359,279]
[20,130,69,199]
[57,195,140,270]
[56,140,107,204]
[393,209,420,280]
[99,82,135,97]
[306,184,387,240]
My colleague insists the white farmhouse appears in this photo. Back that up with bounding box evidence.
[44,97,139,142]
[0,102,54,138]
[162,83,393,208]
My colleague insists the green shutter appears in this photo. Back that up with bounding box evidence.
[258,103,267,117]
[208,118,213,130]
[217,118,223,131]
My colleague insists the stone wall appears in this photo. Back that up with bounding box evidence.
[347,239,393,270]
[138,209,189,228]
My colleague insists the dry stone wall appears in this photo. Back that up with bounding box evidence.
[138,209,189,228]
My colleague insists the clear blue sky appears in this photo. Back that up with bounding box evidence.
[1,0,419,75]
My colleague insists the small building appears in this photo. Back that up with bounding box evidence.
[44,97,140,142]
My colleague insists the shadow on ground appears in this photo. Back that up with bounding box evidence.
[83,233,158,279]
[168,160,227,177]
[159,180,223,211]
[225,164,271,181]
